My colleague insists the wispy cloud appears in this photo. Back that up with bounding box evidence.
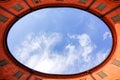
[103,32,112,40]
[13,32,109,74]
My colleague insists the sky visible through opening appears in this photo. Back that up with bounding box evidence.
[7,7,112,74]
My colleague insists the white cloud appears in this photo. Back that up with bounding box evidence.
[103,32,112,40]
[13,32,109,74]
[67,33,96,62]
[68,33,92,47]
[77,34,91,47]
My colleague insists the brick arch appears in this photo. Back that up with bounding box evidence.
[0,0,120,80]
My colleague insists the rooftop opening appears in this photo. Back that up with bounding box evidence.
[7,7,113,75]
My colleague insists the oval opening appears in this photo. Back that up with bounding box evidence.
[7,7,113,75]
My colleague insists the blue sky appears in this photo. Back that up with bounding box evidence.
[7,8,112,74]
